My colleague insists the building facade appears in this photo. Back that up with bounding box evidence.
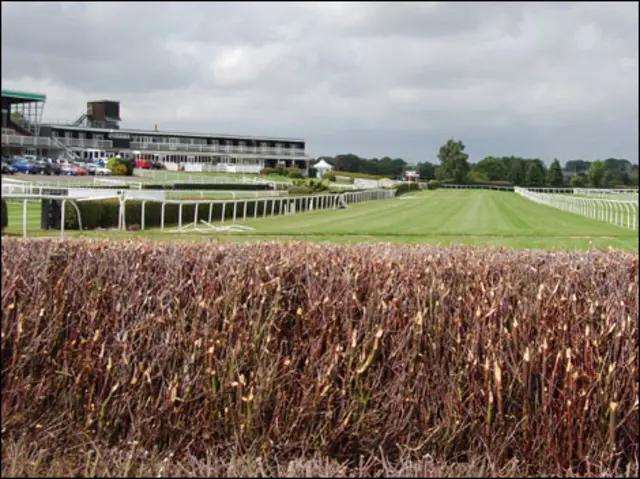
[1,95,311,174]
[37,124,310,174]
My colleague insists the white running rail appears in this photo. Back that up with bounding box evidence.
[2,188,396,237]
[515,187,638,230]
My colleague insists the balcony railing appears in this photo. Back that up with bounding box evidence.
[1,134,53,147]
[128,142,306,157]
[56,138,114,149]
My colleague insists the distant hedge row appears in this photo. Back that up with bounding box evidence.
[1,199,7,231]
[142,183,272,191]
[60,195,343,230]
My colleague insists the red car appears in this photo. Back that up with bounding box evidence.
[69,163,88,175]
[135,158,153,169]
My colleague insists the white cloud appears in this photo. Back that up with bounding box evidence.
[2,1,637,163]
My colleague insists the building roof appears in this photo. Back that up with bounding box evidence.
[313,159,333,169]
[1,90,47,103]
[40,123,305,143]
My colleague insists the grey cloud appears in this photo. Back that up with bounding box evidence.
[1,1,637,163]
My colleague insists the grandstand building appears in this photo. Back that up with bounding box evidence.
[1,91,311,174]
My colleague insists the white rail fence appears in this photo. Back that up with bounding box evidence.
[439,184,579,193]
[3,189,396,238]
[515,187,638,230]
[93,178,143,189]
[1,183,289,200]
[1,177,141,190]
[2,195,85,239]
[134,169,292,187]
[573,188,639,197]
[144,189,395,234]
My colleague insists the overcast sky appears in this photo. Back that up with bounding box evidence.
[2,1,638,164]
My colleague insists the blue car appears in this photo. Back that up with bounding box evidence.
[1,163,17,174]
[10,160,45,174]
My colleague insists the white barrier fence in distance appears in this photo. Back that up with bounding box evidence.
[514,187,638,230]
[2,188,396,238]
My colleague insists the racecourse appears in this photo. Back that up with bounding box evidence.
[3,189,638,251]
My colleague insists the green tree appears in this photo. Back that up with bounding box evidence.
[570,174,588,188]
[466,170,489,183]
[524,159,546,187]
[437,138,470,184]
[547,158,564,187]
[472,156,508,181]
[588,160,606,188]
[417,161,436,180]
[565,160,591,175]
[505,156,526,186]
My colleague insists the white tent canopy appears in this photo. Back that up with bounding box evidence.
[313,159,333,177]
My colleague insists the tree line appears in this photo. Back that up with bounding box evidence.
[316,139,639,188]
[315,154,408,179]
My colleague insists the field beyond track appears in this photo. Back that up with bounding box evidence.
[4,190,639,251]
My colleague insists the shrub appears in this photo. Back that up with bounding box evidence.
[287,167,304,179]
[426,180,441,190]
[332,171,386,180]
[310,180,329,193]
[1,241,637,476]
[260,167,278,176]
[106,157,134,176]
[288,185,313,195]
[142,183,271,191]
[263,164,288,176]
[1,199,7,231]
[394,182,420,196]
[466,170,489,184]
[570,174,589,188]
[323,173,337,182]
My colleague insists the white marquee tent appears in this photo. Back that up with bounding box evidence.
[313,159,334,178]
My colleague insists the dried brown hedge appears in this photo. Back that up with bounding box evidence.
[1,239,638,476]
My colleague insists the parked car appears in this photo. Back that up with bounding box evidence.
[135,158,154,169]
[60,165,79,176]
[95,166,112,176]
[35,159,61,176]
[69,163,88,176]
[84,164,98,176]
[11,159,45,175]
[1,163,17,174]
